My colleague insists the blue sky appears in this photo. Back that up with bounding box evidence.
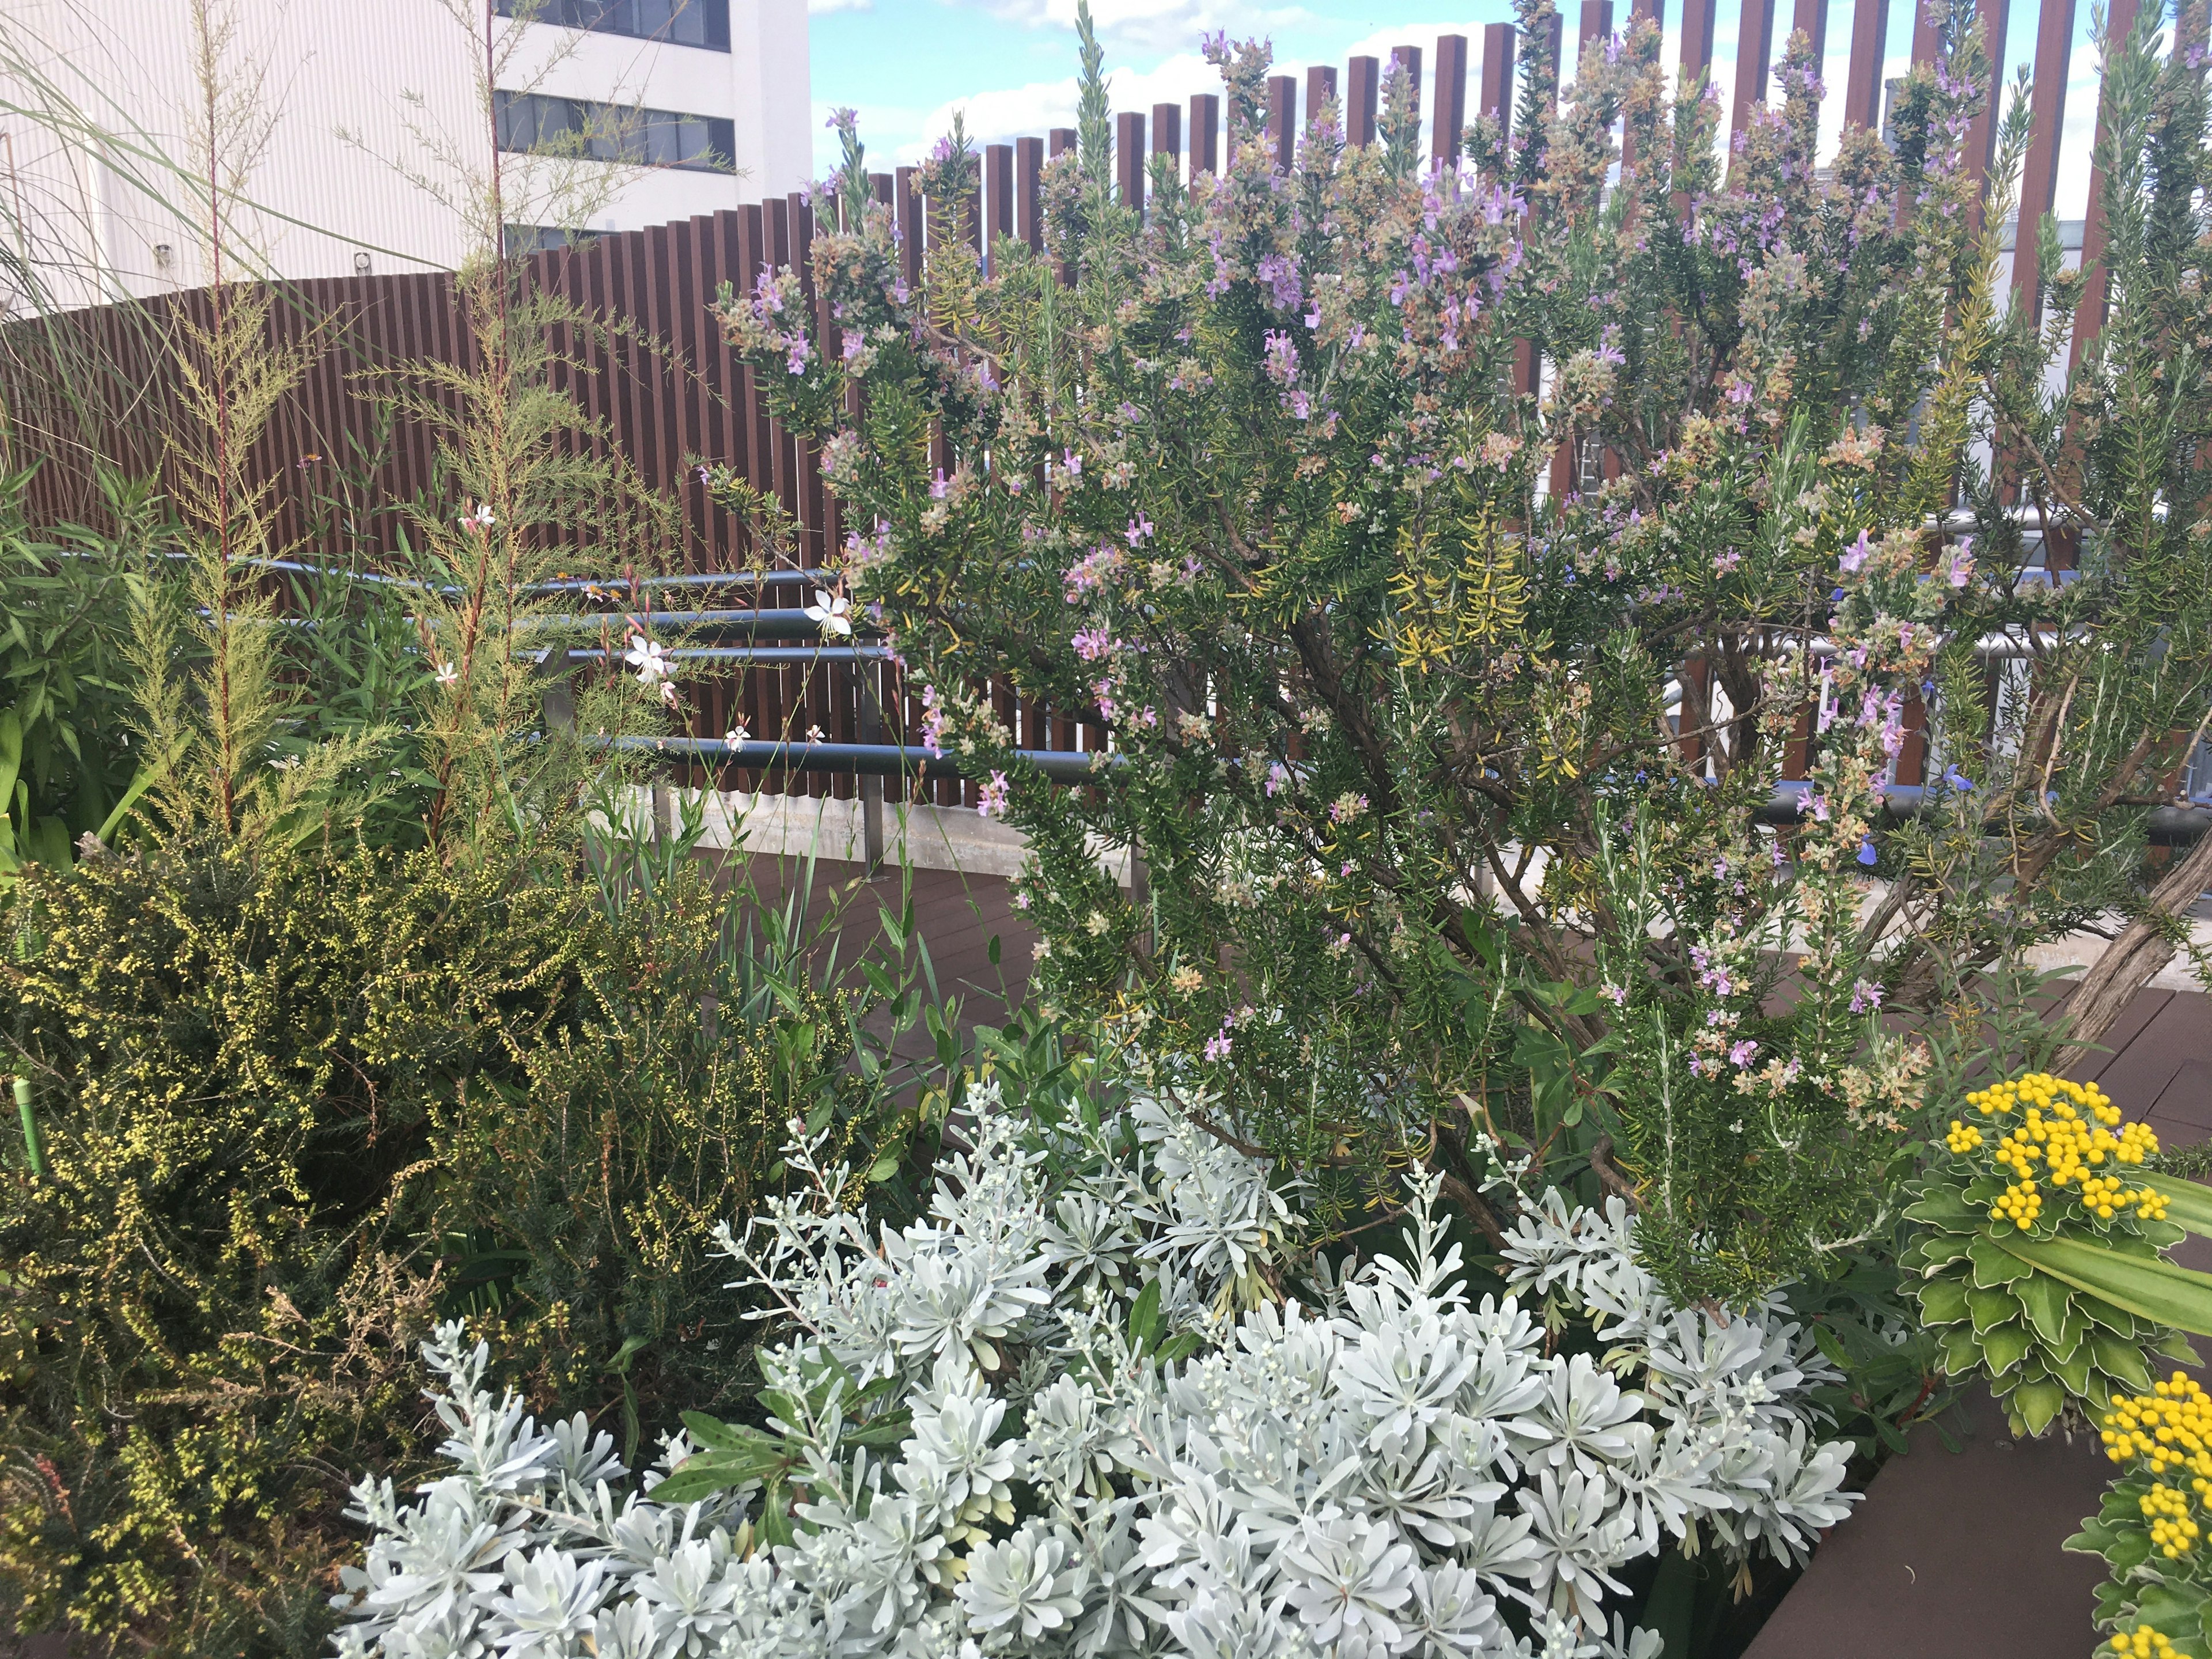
[806,0,2108,219]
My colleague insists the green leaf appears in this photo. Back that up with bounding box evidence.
[2013,1376,2066,1436]
[93,765,157,846]
[2012,1269,2074,1346]
[1970,1234,2036,1287]
[2151,1330,2204,1366]
[1966,1285,2023,1335]
[2051,1339,2092,1397]
[1127,1279,1162,1354]
[1995,1232,2212,1338]
[1904,1188,1981,1232]
[1980,1322,2033,1377]
[2092,1331,2156,1395]
[679,1412,778,1455]
[1916,1277,1971,1325]
[1911,1234,1974,1272]
[1940,1324,1984,1377]
[2143,1172,2212,1238]
[844,1411,914,1449]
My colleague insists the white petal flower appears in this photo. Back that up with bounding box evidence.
[624,636,670,687]
[803,588,854,637]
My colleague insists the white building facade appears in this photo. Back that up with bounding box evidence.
[0,0,812,310]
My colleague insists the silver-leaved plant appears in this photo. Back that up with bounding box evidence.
[332,1082,1858,1658]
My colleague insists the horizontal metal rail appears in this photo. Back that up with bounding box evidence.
[597,735,1111,783]
[590,740,2211,843]
[568,645,890,665]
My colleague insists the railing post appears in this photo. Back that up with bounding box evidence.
[860,660,886,870]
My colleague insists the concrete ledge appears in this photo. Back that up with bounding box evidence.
[611,786,1133,885]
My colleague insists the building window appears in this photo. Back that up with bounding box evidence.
[495,91,735,175]
[503,224,603,256]
[496,0,730,52]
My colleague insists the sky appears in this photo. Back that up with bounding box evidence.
[805,0,2108,222]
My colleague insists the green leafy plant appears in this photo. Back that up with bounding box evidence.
[1904,1070,2212,1437]
[719,0,2212,1304]
[2067,1369,2212,1658]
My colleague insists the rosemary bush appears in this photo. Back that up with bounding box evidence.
[717,0,2212,1305]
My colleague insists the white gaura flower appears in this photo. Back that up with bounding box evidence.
[804,588,853,638]
[459,503,496,532]
[434,662,459,686]
[625,635,670,687]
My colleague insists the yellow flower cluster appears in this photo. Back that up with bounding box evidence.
[1993,1181,2044,1225]
[1960,1073,2166,1225]
[2109,1627,2180,1658]
[2141,1482,2204,1557]
[2102,1375,2212,1480]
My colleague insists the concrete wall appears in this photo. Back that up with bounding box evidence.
[0,0,810,310]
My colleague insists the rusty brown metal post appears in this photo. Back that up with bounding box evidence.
[1433,35,1471,168]
[1117,110,1146,212]
[2015,0,2078,327]
[1346,56,1380,145]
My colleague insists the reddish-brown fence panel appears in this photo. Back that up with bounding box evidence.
[0,6,2133,807]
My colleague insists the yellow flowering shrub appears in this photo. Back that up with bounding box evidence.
[0,836,882,1657]
[2069,1373,2212,1657]
[1903,1072,2199,1438]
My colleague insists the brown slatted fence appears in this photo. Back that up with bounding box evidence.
[0,5,2130,804]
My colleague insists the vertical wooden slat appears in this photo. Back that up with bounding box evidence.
[1346,57,1380,146]
[1304,66,1338,133]
[704,209,747,566]
[1844,0,1890,128]
[606,233,648,514]
[1963,0,2013,200]
[1116,110,1147,210]
[1391,46,1425,146]
[641,224,680,498]
[2015,0,2078,325]
[1911,0,1944,70]
[762,197,798,530]
[396,275,440,509]
[1681,0,1719,94]
[893,166,922,288]
[787,192,825,572]
[1792,0,1830,62]
[1049,127,1077,157]
[1016,137,1044,247]
[1433,35,1471,167]
[1266,75,1297,168]
[985,143,1014,270]
[1480,24,1517,139]
[1187,96,1221,172]
[575,240,614,477]
[1732,0,1776,140]
[675,215,713,567]
[1581,0,1615,54]
[2072,0,2140,373]
[1152,101,1183,179]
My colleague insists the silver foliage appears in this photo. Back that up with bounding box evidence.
[333,1086,1858,1658]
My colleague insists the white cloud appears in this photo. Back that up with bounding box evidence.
[895,50,1224,161]
[810,0,874,12]
[968,0,1312,56]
